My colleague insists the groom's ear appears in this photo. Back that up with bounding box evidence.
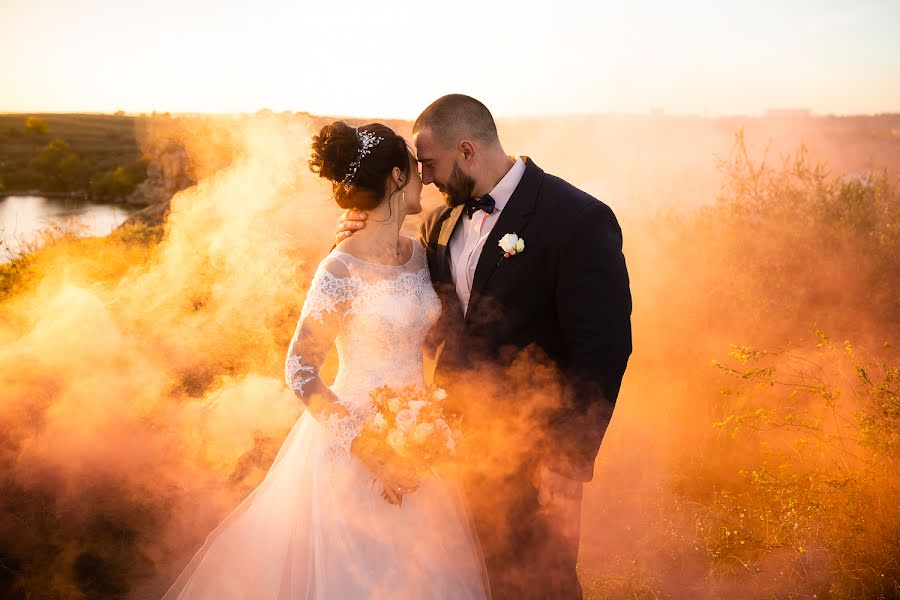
[459,139,475,162]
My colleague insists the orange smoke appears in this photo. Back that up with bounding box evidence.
[0,111,897,598]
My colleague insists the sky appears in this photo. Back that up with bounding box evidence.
[1,0,899,118]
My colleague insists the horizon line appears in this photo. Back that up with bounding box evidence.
[2,109,900,120]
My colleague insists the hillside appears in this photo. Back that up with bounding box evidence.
[0,113,146,198]
[2,111,899,211]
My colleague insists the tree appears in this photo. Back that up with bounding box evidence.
[30,138,71,172]
[59,154,90,190]
[90,167,137,200]
[24,116,49,153]
[29,138,87,193]
[24,116,49,136]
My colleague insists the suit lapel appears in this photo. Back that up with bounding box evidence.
[436,205,465,282]
[466,157,542,320]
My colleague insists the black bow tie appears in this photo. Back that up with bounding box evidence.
[464,194,496,218]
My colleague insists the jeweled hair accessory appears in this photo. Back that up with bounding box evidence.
[340,127,383,191]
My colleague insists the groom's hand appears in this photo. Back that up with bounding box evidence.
[533,463,584,552]
[335,209,368,244]
[534,463,582,506]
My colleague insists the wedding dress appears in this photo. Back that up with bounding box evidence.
[161,237,489,599]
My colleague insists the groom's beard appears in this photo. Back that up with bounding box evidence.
[440,161,477,208]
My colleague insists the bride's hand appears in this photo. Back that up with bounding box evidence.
[378,478,404,506]
[376,466,420,507]
[379,461,421,495]
[336,209,367,244]
[371,461,422,507]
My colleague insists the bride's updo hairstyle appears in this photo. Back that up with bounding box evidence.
[309,121,410,210]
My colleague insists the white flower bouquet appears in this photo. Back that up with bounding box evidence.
[356,385,462,479]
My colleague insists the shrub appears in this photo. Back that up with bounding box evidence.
[675,330,899,598]
[24,116,49,136]
[655,131,899,353]
[649,133,899,598]
[89,163,147,201]
[28,138,89,193]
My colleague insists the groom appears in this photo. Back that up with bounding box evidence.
[337,94,632,599]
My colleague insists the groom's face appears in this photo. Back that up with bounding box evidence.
[414,128,474,208]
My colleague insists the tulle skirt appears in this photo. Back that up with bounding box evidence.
[161,410,490,599]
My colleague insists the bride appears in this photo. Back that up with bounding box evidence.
[161,122,490,599]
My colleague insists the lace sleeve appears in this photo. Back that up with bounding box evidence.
[285,256,363,456]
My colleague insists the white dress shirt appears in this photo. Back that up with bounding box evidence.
[448,156,526,315]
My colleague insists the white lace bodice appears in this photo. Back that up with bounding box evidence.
[284,238,441,455]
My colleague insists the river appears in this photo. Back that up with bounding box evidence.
[0,195,139,264]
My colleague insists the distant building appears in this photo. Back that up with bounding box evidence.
[765,109,812,118]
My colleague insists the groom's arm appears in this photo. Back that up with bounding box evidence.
[546,200,633,482]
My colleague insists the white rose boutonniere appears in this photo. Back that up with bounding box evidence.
[498,233,525,264]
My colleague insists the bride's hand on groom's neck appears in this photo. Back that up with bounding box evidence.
[336,209,368,245]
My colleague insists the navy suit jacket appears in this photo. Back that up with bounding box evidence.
[419,157,632,481]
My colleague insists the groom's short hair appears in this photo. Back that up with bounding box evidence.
[414,94,500,148]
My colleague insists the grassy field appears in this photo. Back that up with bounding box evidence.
[0,113,145,195]
[1,113,142,163]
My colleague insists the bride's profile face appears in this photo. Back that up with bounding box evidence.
[401,153,423,215]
